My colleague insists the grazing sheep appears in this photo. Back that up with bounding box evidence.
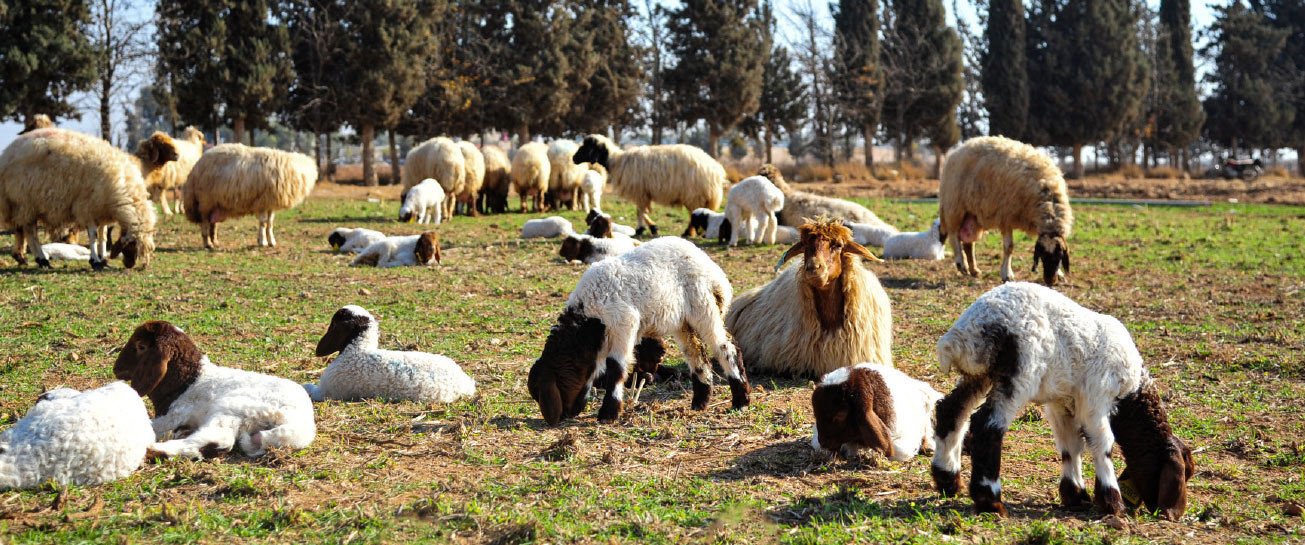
[572,135,725,236]
[528,237,749,426]
[580,163,606,213]
[328,227,386,254]
[757,164,888,227]
[725,175,785,246]
[304,305,476,403]
[726,217,891,378]
[456,141,485,217]
[40,242,91,261]
[584,208,636,237]
[882,219,946,260]
[683,208,730,242]
[114,321,316,459]
[403,137,465,222]
[522,216,576,239]
[478,145,511,214]
[512,142,551,213]
[811,363,942,461]
[930,282,1193,519]
[547,140,585,210]
[846,221,900,248]
[0,128,173,270]
[0,382,154,490]
[145,127,205,215]
[399,178,446,224]
[350,232,441,268]
[183,143,317,249]
[938,136,1073,285]
[558,233,639,264]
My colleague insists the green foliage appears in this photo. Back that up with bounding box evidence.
[1152,0,1203,151]
[880,0,964,159]
[832,0,883,159]
[284,0,347,137]
[0,0,96,124]
[981,0,1028,140]
[1202,2,1294,151]
[741,1,807,163]
[564,0,647,135]
[1258,0,1305,164]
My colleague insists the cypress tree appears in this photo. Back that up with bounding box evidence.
[982,0,1027,140]
[1202,2,1292,153]
[497,0,576,142]
[832,0,883,167]
[0,0,96,125]
[285,0,346,177]
[880,0,963,163]
[1259,0,1305,174]
[222,0,292,144]
[1153,0,1203,168]
[563,0,645,136]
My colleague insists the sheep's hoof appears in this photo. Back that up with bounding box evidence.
[649,225,659,236]
[690,379,712,410]
[1059,478,1093,509]
[634,226,647,237]
[1094,485,1126,517]
[90,258,106,271]
[596,398,622,424]
[35,257,51,269]
[11,253,26,266]
[973,498,1008,517]
[728,377,750,410]
[145,447,170,462]
[931,464,961,497]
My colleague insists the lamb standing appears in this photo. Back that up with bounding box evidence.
[351,232,441,268]
[724,175,785,246]
[183,143,317,249]
[572,135,725,236]
[810,363,942,461]
[512,142,551,213]
[399,178,446,224]
[580,163,606,213]
[403,137,465,222]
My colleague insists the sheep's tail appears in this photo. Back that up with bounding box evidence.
[937,321,1016,377]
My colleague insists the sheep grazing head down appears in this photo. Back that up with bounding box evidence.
[113,321,204,412]
[136,132,180,169]
[528,307,607,426]
[1031,233,1070,286]
[415,232,442,265]
[109,230,152,269]
[810,366,896,459]
[1112,380,1196,520]
[572,136,610,167]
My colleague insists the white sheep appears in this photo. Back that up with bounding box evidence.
[757,165,889,228]
[40,243,91,261]
[512,142,551,213]
[527,237,749,426]
[0,382,154,490]
[522,216,576,239]
[547,140,587,210]
[938,136,1073,285]
[882,219,945,260]
[0,129,172,270]
[725,175,785,246]
[113,321,316,459]
[350,232,441,268]
[144,126,204,215]
[478,145,511,214]
[304,305,476,403]
[327,227,387,254]
[572,135,725,236]
[810,363,942,461]
[580,163,606,213]
[846,221,900,248]
[456,141,485,217]
[931,282,1194,519]
[399,178,446,224]
[558,233,639,264]
[403,137,465,222]
[182,143,317,248]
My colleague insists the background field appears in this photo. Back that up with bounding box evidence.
[0,188,1302,544]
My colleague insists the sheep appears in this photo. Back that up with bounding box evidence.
[0,128,173,270]
[183,143,317,249]
[522,216,576,239]
[882,219,946,260]
[145,126,205,216]
[725,175,785,246]
[456,141,485,217]
[399,178,445,224]
[19,114,54,134]
[810,363,942,461]
[328,227,386,254]
[40,242,91,261]
[930,282,1194,519]
[682,208,730,242]
[403,137,465,222]
[0,382,154,490]
[113,321,316,459]
[527,237,749,426]
[725,217,891,378]
[580,163,606,213]
[846,221,900,248]
[572,134,725,236]
[546,140,587,211]
[776,225,799,244]
[584,208,636,237]
[350,232,441,268]
[304,305,476,403]
[478,145,511,214]
[938,136,1073,285]
[512,142,551,213]
[756,164,889,228]
[558,233,639,264]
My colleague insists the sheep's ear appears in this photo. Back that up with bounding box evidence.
[1031,242,1043,272]
[844,241,883,263]
[1155,450,1190,520]
[776,240,805,272]
[315,321,354,356]
[528,362,564,426]
[851,391,894,459]
[124,339,170,397]
[1057,238,1070,275]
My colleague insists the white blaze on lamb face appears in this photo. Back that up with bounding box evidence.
[810,363,942,462]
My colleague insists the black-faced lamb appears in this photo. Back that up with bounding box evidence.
[682,208,730,243]
[351,232,441,268]
[183,143,317,249]
[328,227,386,254]
[572,135,725,236]
[811,363,942,461]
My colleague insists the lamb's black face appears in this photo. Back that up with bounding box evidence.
[316,306,374,356]
[327,232,347,251]
[529,308,607,426]
[1031,234,1070,286]
[573,137,608,166]
[585,208,602,226]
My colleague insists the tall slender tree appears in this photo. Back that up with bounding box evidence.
[1202,2,1292,154]
[1152,0,1203,169]
[880,0,963,163]
[0,0,97,125]
[222,0,292,143]
[832,0,883,167]
[742,44,808,164]
[1259,0,1305,175]
[981,0,1027,140]
[285,0,346,178]
[563,0,646,137]
[87,0,151,140]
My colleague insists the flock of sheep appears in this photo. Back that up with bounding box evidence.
[0,125,1192,524]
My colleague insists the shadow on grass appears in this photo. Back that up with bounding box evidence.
[296,216,397,225]
[878,276,948,290]
[768,485,1109,526]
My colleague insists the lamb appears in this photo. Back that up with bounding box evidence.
[350,232,441,268]
[682,208,730,243]
[846,221,900,248]
[328,227,386,254]
[725,217,891,378]
[304,305,476,403]
[144,126,205,215]
[558,233,639,264]
[938,136,1073,285]
[456,141,485,217]
[528,237,749,426]
[810,363,942,462]
[0,382,154,490]
[547,140,585,210]
[522,216,576,239]
[580,163,606,213]
[572,134,725,236]
[113,321,316,459]
[776,225,799,244]
[0,128,172,270]
[512,142,551,213]
[756,164,889,228]
[725,175,785,246]
[930,282,1194,519]
[882,219,946,260]
[398,178,446,224]
[584,208,636,237]
[40,242,91,261]
[183,143,317,249]
[403,137,465,222]
[478,145,511,214]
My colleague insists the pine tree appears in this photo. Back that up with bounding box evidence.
[1259,0,1305,175]
[832,0,883,167]
[0,0,97,125]
[1202,2,1292,154]
[742,44,808,164]
[561,0,645,137]
[981,0,1027,140]
[285,0,346,178]
[1152,0,1203,169]
[880,0,963,163]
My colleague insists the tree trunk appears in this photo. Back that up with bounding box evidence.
[362,123,377,187]
[248,128,255,146]
[863,123,875,169]
[764,123,774,164]
[708,125,721,158]
[99,78,112,140]
[1297,146,1304,177]
[1072,142,1084,180]
[314,132,323,179]
[388,129,400,186]
[518,125,531,146]
[933,145,944,179]
[325,134,334,181]
[232,118,246,146]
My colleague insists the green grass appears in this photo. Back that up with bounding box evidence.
[1,192,1302,543]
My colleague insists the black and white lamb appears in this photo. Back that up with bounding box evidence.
[682,207,730,243]
[810,363,942,461]
[584,208,636,237]
[305,305,476,403]
[350,232,442,268]
[558,233,638,264]
[328,227,386,254]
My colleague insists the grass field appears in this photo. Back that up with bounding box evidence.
[1,192,1302,544]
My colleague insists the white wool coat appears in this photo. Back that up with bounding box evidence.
[401,178,446,224]
[811,363,942,461]
[40,243,91,261]
[351,235,436,268]
[882,219,945,260]
[331,227,387,254]
[522,216,576,239]
[847,221,900,248]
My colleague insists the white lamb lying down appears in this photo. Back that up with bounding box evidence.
[882,219,946,260]
[846,221,900,248]
[810,363,943,461]
[304,305,476,403]
[0,382,154,489]
[114,321,317,459]
[351,232,441,267]
[558,233,639,264]
[40,243,92,261]
[399,178,445,224]
[776,225,799,245]
[522,216,576,239]
[328,227,386,254]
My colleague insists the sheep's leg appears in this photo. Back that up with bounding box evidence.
[26,226,50,269]
[1083,411,1126,516]
[931,375,993,498]
[634,204,657,237]
[96,225,110,257]
[765,212,778,245]
[207,222,218,249]
[86,223,106,271]
[1048,403,1092,508]
[256,213,271,247]
[726,206,741,247]
[675,328,715,410]
[11,226,28,266]
[148,415,241,460]
[266,212,277,247]
[694,317,749,411]
[999,231,1015,282]
[596,327,636,424]
[964,387,1032,516]
[434,201,443,224]
[951,232,966,275]
[239,421,311,458]
[160,189,173,215]
[963,242,980,277]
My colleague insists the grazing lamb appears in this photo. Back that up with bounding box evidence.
[40,243,91,261]
[399,178,446,224]
[522,216,576,239]
[726,217,891,378]
[328,227,386,254]
[114,321,316,459]
[183,143,317,249]
[580,163,606,213]
[0,382,154,490]
[547,140,585,210]
[811,363,942,461]
[304,306,476,403]
[683,208,730,242]
[756,164,888,228]
[558,233,639,264]
[931,282,1194,519]
[145,126,205,215]
[846,221,900,248]
[572,134,725,236]
[456,141,485,217]
[725,175,785,246]
[351,232,441,268]
[512,142,551,213]
[882,219,945,260]
[403,137,465,222]
[528,237,749,425]
[0,128,172,270]
[584,209,636,237]
[478,145,511,214]
[938,136,1073,285]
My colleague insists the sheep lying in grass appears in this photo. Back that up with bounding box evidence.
[40,243,91,262]
[811,363,942,461]
[584,209,636,237]
[522,216,576,239]
[512,142,551,213]
[351,232,441,268]
[328,227,386,254]
[573,135,725,236]
[183,144,317,248]
[399,178,445,224]
[725,175,785,246]
[882,219,945,260]
[846,221,900,248]
[558,233,638,264]
[683,208,730,242]
[478,145,511,214]
[757,164,889,227]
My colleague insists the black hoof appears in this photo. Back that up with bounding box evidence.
[649,225,659,236]
[91,259,106,271]
[728,377,750,410]
[11,253,26,266]
[200,443,231,459]
[596,397,622,424]
[931,464,961,497]
[690,377,711,410]
[634,227,646,237]
[35,257,51,269]
[1059,478,1092,509]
